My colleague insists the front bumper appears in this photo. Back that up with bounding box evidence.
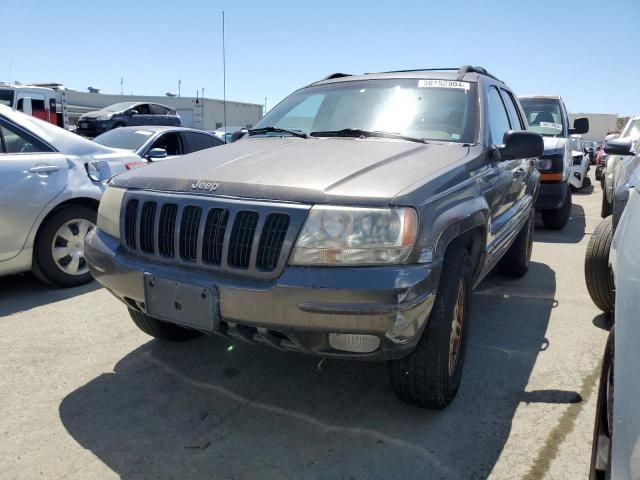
[535,181,568,210]
[85,229,440,360]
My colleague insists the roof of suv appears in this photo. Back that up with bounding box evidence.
[310,65,503,87]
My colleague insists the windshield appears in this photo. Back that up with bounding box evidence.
[253,79,477,143]
[93,128,154,151]
[101,102,138,113]
[570,136,582,151]
[621,118,640,141]
[0,89,14,107]
[520,98,565,137]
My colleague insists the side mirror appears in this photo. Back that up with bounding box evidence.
[604,139,634,156]
[569,117,589,135]
[499,131,544,159]
[147,148,168,160]
[229,128,248,143]
[129,110,139,116]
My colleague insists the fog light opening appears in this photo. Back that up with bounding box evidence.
[328,333,380,353]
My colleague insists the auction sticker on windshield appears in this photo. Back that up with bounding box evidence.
[540,122,562,130]
[418,79,470,91]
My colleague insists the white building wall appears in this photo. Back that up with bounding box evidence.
[569,113,618,142]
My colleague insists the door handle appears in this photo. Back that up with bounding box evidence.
[29,165,60,174]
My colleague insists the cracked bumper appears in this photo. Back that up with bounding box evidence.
[85,229,440,360]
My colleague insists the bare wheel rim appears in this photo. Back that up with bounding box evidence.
[448,279,466,375]
[50,218,95,276]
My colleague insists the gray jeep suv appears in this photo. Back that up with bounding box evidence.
[85,66,543,408]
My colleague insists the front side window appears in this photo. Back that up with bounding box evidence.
[487,87,511,145]
[150,132,182,155]
[500,89,524,130]
[0,120,54,154]
[135,104,150,115]
[520,98,565,137]
[254,79,477,143]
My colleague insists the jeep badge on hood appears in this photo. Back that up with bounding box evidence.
[191,180,219,193]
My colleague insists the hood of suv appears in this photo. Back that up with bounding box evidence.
[110,137,471,205]
[542,137,567,155]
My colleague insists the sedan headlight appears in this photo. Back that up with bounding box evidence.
[97,113,113,121]
[290,206,418,265]
[97,186,125,239]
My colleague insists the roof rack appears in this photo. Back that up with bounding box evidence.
[320,73,352,81]
[456,65,501,82]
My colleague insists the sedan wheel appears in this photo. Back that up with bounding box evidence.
[51,218,94,276]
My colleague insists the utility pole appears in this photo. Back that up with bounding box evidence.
[264,97,267,116]
[178,79,181,98]
[222,11,227,142]
[120,77,123,95]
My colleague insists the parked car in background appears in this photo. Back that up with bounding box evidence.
[585,138,638,315]
[584,140,598,164]
[595,136,617,182]
[601,115,640,217]
[589,177,640,480]
[93,126,224,163]
[519,95,589,229]
[211,126,248,143]
[86,65,543,409]
[569,135,591,191]
[0,105,141,287]
[76,102,181,137]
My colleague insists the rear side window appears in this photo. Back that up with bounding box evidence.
[150,104,170,115]
[487,87,511,145]
[0,120,54,154]
[184,132,223,153]
[500,90,524,130]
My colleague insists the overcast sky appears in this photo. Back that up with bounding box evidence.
[1,0,637,115]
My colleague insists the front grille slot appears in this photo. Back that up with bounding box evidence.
[158,203,178,257]
[139,202,157,253]
[202,209,228,265]
[228,211,259,268]
[124,199,139,248]
[257,214,290,271]
[179,206,202,261]
[122,194,301,277]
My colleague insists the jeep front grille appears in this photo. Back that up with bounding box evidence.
[120,193,309,278]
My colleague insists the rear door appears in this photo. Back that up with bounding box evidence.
[182,131,224,154]
[0,117,69,261]
[150,104,178,126]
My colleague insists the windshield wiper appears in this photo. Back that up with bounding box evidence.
[248,126,308,138]
[309,128,428,144]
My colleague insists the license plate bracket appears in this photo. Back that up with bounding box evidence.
[143,273,217,332]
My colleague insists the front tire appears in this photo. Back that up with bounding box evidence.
[601,190,612,218]
[585,217,615,314]
[34,205,96,287]
[388,246,472,409]
[498,208,535,277]
[128,308,203,341]
[541,184,572,230]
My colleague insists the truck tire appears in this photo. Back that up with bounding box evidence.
[585,217,615,314]
[541,184,572,230]
[498,208,534,277]
[582,176,592,189]
[128,308,203,341]
[601,191,612,218]
[34,205,96,287]
[388,246,472,409]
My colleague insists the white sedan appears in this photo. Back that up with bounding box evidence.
[0,105,142,287]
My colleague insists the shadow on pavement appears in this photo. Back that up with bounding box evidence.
[0,274,100,317]
[592,313,613,331]
[59,261,559,479]
[534,203,586,244]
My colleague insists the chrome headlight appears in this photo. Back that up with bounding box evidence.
[290,206,418,265]
[97,186,125,239]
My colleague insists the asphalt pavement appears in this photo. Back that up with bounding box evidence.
[0,172,609,480]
